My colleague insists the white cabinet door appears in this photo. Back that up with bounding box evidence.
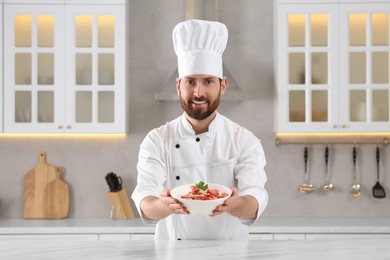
[64,4,127,134]
[3,1,127,134]
[339,3,390,132]
[3,4,66,133]
[275,4,339,133]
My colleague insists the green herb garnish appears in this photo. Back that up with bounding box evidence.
[195,181,208,191]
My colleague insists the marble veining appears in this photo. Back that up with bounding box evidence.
[1,239,390,260]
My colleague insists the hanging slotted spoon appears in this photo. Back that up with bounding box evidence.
[373,146,386,198]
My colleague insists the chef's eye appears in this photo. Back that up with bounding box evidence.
[203,79,213,86]
[184,79,196,87]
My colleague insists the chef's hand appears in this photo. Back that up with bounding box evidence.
[160,188,189,215]
[140,188,189,221]
[210,187,258,220]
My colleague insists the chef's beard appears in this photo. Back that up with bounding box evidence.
[179,89,221,121]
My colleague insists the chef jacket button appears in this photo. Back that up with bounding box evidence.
[176,176,180,180]
[175,144,180,148]
[196,137,200,142]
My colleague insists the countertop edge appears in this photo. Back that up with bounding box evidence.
[2,217,390,235]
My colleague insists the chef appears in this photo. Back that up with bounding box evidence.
[131,19,268,240]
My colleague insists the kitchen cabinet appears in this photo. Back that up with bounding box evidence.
[275,0,390,134]
[3,0,128,134]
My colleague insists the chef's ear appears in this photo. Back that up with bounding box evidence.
[220,76,228,95]
[176,78,181,96]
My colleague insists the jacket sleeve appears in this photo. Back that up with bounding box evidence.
[131,130,167,223]
[235,129,269,225]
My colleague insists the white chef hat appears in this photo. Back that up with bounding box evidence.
[172,19,228,79]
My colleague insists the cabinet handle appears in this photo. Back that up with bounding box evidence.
[67,125,72,129]
[58,125,63,129]
[333,125,338,128]
[341,125,348,128]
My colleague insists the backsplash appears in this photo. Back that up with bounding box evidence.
[0,0,390,219]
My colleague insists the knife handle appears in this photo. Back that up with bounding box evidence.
[304,146,308,164]
[325,146,329,165]
[304,146,308,172]
[353,146,357,165]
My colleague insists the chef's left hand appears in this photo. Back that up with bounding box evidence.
[210,187,258,219]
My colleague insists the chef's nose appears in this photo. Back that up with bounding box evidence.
[193,84,205,97]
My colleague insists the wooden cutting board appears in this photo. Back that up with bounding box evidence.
[24,152,70,219]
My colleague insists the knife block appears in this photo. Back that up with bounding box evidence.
[107,188,135,220]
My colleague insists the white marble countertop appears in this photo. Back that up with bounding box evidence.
[2,217,390,235]
[1,238,389,259]
[0,218,154,234]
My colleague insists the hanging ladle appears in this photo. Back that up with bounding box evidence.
[350,145,361,197]
[298,146,315,193]
[321,145,334,191]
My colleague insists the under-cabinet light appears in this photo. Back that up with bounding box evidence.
[275,132,390,145]
[0,134,127,139]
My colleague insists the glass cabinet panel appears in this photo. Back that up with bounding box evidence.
[76,91,92,122]
[373,90,389,121]
[350,90,366,122]
[372,13,388,46]
[289,14,305,46]
[38,91,54,122]
[15,15,32,47]
[312,90,328,122]
[350,52,366,84]
[15,91,31,122]
[98,16,115,47]
[37,15,54,47]
[311,52,327,84]
[76,16,92,47]
[289,90,305,122]
[98,91,114,122]
[311,14,328,46]
[15,53,32,85]
[38,53,54,85]
[98,54,115,85]
[349,14,366,46]
[289,53,305,84]
[76,53,92,85]
[372,52,388,84]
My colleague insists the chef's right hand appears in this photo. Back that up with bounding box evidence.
[160,188,189,215]
[140,188,189,221]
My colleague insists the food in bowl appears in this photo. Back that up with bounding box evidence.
[170,182,232,216]
[181,181,229,200]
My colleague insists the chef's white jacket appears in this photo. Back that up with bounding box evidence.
[131,113,268,240]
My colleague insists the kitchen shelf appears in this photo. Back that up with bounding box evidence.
[275,133,390,145]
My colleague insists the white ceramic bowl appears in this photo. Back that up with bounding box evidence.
[170,183,232,216]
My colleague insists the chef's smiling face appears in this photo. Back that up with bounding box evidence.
[176,75,227,120]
